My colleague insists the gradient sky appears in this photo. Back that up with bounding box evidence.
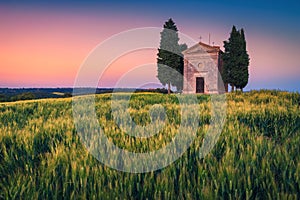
[1,0,300,91]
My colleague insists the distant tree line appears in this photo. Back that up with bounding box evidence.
[0,92,72,102]
[0,92,36,102]
[0,88,171,102]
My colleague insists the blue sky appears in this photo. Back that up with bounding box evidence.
[1,0,299,91]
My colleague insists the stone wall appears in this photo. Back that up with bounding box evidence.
[182,42,224,94]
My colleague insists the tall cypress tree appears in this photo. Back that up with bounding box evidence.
[222,26,239,92]
[234,29,250,91]
[172,43,187,92]
[157,18,184,94]
[222,26,250,92]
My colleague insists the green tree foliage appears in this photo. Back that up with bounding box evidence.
[12,92,36,101]
[0,94,6,102]
[222,26,250,92]
[235,29,250,91]
[172,43,188,92]
[157,18,186,94]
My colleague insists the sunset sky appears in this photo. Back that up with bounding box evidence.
[1,0,300,91]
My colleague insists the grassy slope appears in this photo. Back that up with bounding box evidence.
[0,91,299,199]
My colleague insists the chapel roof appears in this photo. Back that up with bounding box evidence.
[198,41,220,50]
[182,41,221,55]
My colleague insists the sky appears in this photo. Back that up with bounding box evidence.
[0,0,300,91]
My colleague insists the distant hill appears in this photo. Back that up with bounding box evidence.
[0,88,170,102]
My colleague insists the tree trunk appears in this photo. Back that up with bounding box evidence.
[225,83,229,93]
[231,84,234,92]
[168,82,171,95]
[241,88,243,92]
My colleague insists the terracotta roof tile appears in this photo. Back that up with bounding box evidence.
[198,41,220,50]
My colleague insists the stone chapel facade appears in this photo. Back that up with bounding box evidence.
[182,42,228,94]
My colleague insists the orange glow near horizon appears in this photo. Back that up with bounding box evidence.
[0,6,299,90]
[98,49,158,87]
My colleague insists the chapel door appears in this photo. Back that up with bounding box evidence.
[196,77,204,93]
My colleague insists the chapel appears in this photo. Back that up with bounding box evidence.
[182,42,228,94]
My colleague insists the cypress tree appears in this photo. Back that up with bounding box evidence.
[172,43,187,92]
[222,26,250,92]
[157,18,185,94]
[222,26,239,92]
[234,29,250,91]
